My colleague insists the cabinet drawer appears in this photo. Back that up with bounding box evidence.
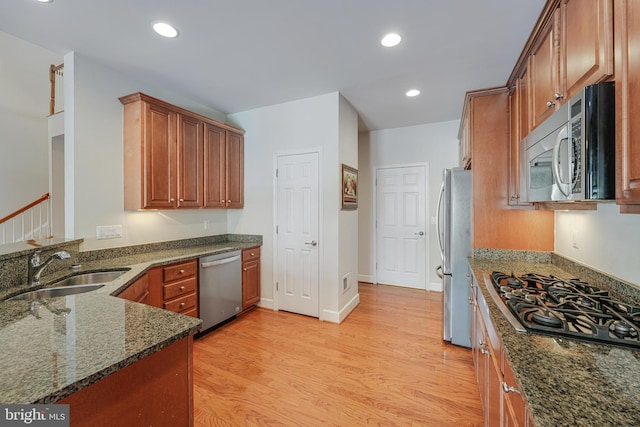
[180,306,198,318]
[163,277,197,300]
[163,292,197,313]
[242,247,260,262]
[163,260,197,282]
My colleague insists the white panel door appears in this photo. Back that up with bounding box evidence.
[276,152,319,317]
[376,166,427,289]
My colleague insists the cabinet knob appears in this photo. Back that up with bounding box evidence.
[554,92,564,100]
[220,200,225,204]
[180,285,185,291]
[170,198,175,203]
[227,200,231,203]
[250,252,255,256]
[179,269,185,274]
[243,268,247,271]
[546,100,555,108]
[180,302,185,308]
[179,198,184,202]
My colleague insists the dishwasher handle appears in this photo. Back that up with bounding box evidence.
[201,255,241,268]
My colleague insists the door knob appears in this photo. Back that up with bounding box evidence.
[304,241,318,246]
[415,231,424,236]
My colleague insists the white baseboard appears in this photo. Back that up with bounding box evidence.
[257,298,274,310]
[428,281,443,292]
[321,292,360,324]
[358,274,373,283]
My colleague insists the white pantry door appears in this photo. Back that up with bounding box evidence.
[276,152,320,317]
[376,166,427,289]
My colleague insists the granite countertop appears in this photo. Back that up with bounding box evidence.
[0,237,261,404]
[469,255,640,427]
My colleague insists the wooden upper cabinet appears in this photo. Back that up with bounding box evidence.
[529,10,561,129]
[143,102,176,209]
[226,131,244,208]
[561,0,613,101]
[121,92,244,210]
[614,0,640,212]
[508,70,531,206]
[177,113,203,208]
[204,123,227,208]
[458,98,472,169]
[203,124,244,209]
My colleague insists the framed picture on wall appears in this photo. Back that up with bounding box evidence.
[341,164,358,210]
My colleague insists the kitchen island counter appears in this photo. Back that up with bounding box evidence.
[469,252,640,427]
[0,235,261,404]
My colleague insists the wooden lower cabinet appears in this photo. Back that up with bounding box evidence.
[116,274,149,304]
[59,336,194,427]
[471,272,532,427]
[242,246,261,310]
[148,259,199,317]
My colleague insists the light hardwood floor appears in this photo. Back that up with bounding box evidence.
[193,283,483,426]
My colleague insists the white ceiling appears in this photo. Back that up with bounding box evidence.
[0,0,546,131]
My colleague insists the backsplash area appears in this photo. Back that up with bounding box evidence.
[555,203,640,285]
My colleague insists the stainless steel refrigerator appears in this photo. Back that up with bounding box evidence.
[436,167,472,348]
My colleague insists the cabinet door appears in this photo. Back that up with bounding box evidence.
[487,350,502,427]
[459,99,471,168]
[561,0,613,101]
[226,131,244,208]
[509,74,531,206]
[144,102,176,209]
[203,123,226,208]
[176,114,203,208]
[615,0,640,211]
[242,259,260,309]
[503,353,526,427]
[530,10,561,128]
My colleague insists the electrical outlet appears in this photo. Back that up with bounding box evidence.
[96,225,122,239]
[342,273,351,293]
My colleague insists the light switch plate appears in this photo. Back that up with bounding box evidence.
[96,225,123,239]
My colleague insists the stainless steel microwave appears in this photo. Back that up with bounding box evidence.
[521,82,615,202]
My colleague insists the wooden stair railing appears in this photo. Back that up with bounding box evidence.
[0,193,52,244]
[49,63,64,116]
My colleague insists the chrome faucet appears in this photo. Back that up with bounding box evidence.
[28,250,71,286]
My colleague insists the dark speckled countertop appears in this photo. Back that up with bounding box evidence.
[0,235,261,404]
[469,251,640,427]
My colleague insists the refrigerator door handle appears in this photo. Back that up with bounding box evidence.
[436,179,445,260]
[436,265,443,279]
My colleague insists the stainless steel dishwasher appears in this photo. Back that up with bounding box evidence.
[199,250,242,332]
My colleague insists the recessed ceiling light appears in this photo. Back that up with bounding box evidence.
[37,0,53,3]
[152,22,179,38]
[381,33,402,47]
[406,89,421,97]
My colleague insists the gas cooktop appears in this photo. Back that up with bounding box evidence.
[489,271,640,349]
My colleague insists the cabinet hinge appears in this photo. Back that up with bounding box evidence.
[276,225,278,234]
[276,282,279,291]
[276,168,279,178]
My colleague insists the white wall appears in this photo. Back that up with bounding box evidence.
[556,204,640,285]
[358,120,460,289]
[337,95,359,319]
[0,31,62,217]
[228,92,358,321]
[66,52,229,249]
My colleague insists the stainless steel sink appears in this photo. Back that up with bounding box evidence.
[8,284,105,301]
[51,270,127,287]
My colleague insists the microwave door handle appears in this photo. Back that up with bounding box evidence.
[552,125,571,198]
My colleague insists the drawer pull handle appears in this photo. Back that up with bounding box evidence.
[502,382,521,395]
